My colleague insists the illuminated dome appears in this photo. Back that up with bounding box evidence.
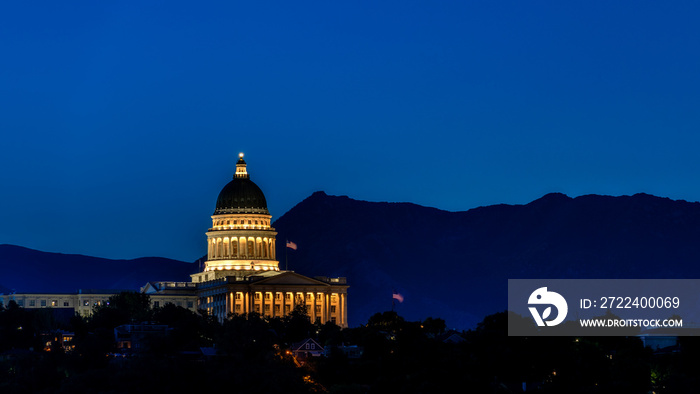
[214,155,269,215]
[203,153,279,273]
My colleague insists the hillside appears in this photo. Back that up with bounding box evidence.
[273,191,700,328]
[0,245,196,293]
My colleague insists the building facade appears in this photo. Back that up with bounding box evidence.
[2,288,198,317]
[2,290,129,316]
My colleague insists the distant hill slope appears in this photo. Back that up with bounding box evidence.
[5,192,700,330]
[0,245,196,293]
[273,191,700,329]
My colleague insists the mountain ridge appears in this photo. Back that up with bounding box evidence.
[0,244,197,294]
[274,191,700,328]
[3,191,700,329]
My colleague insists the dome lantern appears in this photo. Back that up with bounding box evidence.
[235,152,248,179]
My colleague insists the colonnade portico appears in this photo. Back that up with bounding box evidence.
[227,289,347,326]
[196,273,349,328]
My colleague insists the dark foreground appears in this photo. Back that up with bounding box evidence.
[0,293,697,393]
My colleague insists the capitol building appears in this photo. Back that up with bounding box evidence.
[2,154,348,328]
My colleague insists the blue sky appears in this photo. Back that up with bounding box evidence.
[1,1,699,261]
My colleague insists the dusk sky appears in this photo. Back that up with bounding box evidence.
[2,2,699,262]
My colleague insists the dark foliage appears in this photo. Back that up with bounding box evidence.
[0,297,692,393]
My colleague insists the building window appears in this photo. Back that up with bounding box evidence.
[235,293,242,300]
[286,293,291,300]
[264,305,270,312]
[285,305,291,314]
[51,300,57,307]
[17,300,24,307]
[275,305,280,313]
[255,305,260,313]
[305,343,310,349]
[41,300,47,307]
[265,293,271,300]
[275,293,281,300]
[331,295,338,302]
[63,301,69,307]
[154,301,160,308]
[254,293,261,300]
[187,301,194,308]
[331,306,336,314]
[315,305,321,313]
[235,304,241,311]
[331,317,336,324]
[83,300,89,306]
[29,300,35,307]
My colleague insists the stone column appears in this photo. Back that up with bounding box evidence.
[309,292,315,322]
[341,293,346,327]
[260,290,264,316]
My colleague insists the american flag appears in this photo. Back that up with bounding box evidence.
[392,291,404,303]
[286,240,297,250]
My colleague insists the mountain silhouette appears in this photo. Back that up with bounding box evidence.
[3,192,700,329]
[274,191,700,329]
[0,244,197,294]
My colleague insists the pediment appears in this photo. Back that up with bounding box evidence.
[140,282,158,294]
[251,271,330,286]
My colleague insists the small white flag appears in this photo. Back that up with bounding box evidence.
[286,241,297,250]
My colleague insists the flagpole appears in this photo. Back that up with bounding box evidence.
[285,239,288,271]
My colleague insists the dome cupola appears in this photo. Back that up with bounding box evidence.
[214,153,269,215]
